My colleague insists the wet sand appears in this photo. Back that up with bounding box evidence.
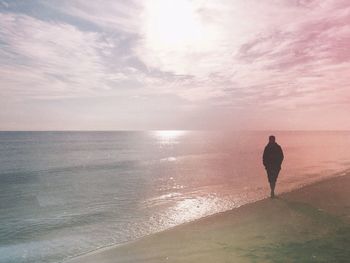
[68,173,350,263]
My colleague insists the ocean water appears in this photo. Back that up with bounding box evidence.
[0,131,349,263]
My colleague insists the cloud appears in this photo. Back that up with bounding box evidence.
[23,0,349,107]
[47,0,142,33]
[1,0,350,130]
[0,12,148,100]
[130,0,350,108]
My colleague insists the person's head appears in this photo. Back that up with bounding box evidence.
[269,135,276,143]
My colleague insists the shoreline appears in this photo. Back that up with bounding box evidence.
[67,171,350,263]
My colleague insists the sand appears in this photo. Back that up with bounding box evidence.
[68,174,350,263]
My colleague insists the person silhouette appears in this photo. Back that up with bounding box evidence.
[263,135,284,198]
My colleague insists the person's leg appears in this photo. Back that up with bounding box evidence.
[270,181,276,198]
[270,169,280,198]
[267,169,274,198]
[267,168,279,198]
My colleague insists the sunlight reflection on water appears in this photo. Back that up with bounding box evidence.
[152,130,187,146]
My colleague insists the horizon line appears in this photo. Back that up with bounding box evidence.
[1,129,350,132]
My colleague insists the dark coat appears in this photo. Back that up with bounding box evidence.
[263,142,284,169]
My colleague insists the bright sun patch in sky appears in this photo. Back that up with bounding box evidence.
[144,0,203,51]
[139,0,223,75]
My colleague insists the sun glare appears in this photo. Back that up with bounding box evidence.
[144,0,203,50]
[155,130,186,140]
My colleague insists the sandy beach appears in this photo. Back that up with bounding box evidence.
[68,173,350,263]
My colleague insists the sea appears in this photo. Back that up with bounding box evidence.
[0,131,349,263]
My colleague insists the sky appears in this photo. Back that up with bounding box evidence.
[0,0,350,130]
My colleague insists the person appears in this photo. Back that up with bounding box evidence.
[263,135,284,198]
